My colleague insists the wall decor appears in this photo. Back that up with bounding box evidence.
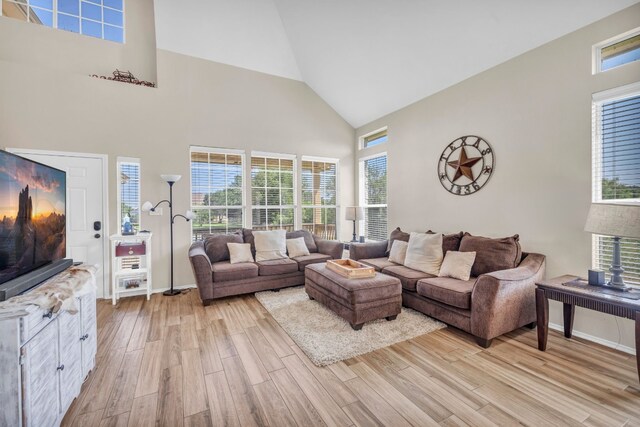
[90,69,156,88]
[437,135,495,195]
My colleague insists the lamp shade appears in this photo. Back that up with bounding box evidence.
[185,210,195,220]
[141,201,154,212]
[161,174,182,183]
[345,206,365,221]
[584,203,640,238]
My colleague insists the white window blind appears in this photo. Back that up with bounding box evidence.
[117,159,140,234]
[251,155,296,231]
[190,149,245,240]
[302,158,338,240]
[592,85,640,286]
[361,154,387,241]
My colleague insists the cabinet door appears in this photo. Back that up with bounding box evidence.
[80,291,97,378]
[22,320,59,427]
[57,311,82,415]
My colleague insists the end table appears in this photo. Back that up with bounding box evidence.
[535,275,640,382]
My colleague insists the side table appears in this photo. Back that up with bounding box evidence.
[535,275,640,382]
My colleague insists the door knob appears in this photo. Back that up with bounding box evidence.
[94,233,101,239]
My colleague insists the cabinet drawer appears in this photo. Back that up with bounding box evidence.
[20,307,58,345]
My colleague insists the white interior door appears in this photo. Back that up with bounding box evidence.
[8,149,108,298]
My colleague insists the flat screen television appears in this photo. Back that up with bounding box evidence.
[0,149,72,301]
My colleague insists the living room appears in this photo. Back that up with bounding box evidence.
[0,0,639,426]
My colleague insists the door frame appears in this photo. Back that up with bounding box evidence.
[7,148,111,299]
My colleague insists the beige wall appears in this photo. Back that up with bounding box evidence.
[355,4,640,350]
[0,9,355,294]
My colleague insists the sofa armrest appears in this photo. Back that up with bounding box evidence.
[470,253,546,341]
[188,241,214,301]
[315,239,344,260]
[349,240,389,261]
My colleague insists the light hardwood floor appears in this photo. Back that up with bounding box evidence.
[61,290,640,427]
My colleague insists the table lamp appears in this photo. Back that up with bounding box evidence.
[345,206,364,242]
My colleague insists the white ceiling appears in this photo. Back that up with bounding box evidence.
[154,0,639,128]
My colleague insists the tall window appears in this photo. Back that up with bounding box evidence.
[1,0,125,42]
[302,157,338,240]
[360,154,387,241]
[117,158,140,235]
[190,148,245,240]
[592,84,640,286]
[251,154,296,231]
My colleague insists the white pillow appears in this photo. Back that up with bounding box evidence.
[227,243,255,264]
[404,232,443,275]
[287,237,310,258]
[253,230,287,262]
[388,240,408,264]
[438,251,476,281]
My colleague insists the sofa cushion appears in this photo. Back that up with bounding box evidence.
[242,228,255,254]
[211,261,258,282]
[286,230,318,253]
[459,233,522,277]
[204,232,244,263]
[427,231,465,254]
[416,277,476,310]
[381,265,435,291]
[293,253,332,271]
[385,227,410,256]
[359,258,398,272]
[256,258,298,276]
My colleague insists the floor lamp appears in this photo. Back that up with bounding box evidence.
[142,174,194,296]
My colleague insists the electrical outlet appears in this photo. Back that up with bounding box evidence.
[149,208,163,216]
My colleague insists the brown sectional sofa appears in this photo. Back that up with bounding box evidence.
[189,229,343,305]
[350,231,546,347]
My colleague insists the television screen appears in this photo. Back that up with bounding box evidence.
[0,150,66,285]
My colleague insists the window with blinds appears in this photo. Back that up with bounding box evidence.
[251,155,296,231]
[592,85,640,287]
[361,154,387,241]
[362,128,388,149]
[117,159,140,234]
[190,149,244,241]
[301,158,338,240]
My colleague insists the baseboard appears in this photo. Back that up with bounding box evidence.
[102,284,197,299]
[548,322,636,355]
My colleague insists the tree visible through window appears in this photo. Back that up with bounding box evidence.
[251,155,296,231]
[361,154,387,241]
[117,159,140,234]
[302,158,338,240]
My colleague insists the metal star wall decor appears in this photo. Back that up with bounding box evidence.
[437,135,495,195]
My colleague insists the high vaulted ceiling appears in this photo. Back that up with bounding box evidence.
[154,0,639,128]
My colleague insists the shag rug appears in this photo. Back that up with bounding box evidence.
[255,286,446,366]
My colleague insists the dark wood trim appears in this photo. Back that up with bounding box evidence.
[535,288,549,351]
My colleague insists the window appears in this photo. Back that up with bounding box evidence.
[1,0,125,42]
[251,154,296,231]
[117,158,140,234]
[190,148,245,240]
[302,157,338,240]
[360,154,387,241]
[361,128,388,149]
[592,83,640,286]
[593,28,640,73]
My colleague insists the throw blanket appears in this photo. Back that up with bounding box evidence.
[0,265,97,315]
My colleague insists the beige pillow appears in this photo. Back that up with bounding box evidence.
[388,240,408,264]
[253,230,287,261]
[227,243,254,264]
[438,251,476,281]
[404,232,443,275]
[287,237,310,258]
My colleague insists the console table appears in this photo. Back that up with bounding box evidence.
[535,275,640,382]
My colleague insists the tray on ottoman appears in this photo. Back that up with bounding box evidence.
[305,263,402,330]
[326,259,375,279]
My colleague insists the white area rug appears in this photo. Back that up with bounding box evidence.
[255,286,446,366]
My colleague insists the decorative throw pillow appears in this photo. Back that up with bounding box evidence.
[388,240,409,264]
[404,232,443,275]
[459,233,522,276]
[227,243,255,264]
[386,227,410,256]
[286,230,317,253]
[204,232,244,263]
[253,230,288,262]
[438,251,476,281]
[286,237,310,258]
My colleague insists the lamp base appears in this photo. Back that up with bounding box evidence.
[605,282,631,292]
[163,289,182,296]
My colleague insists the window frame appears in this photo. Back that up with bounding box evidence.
[359,127,388,150]
[301,155,340,240]
[592,27,640,74]
[189,146,246,240]
[116,156,140,235]
[359,152,388,241]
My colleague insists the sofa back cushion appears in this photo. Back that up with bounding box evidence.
[427,230,464,254]
[286,230,318,253]
[204,232,244,263]
[459,233,522,276]
[386,227,410,255]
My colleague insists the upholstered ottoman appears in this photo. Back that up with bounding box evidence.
[305,263,402,330]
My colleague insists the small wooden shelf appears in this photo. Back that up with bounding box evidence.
[110,233,152,305]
